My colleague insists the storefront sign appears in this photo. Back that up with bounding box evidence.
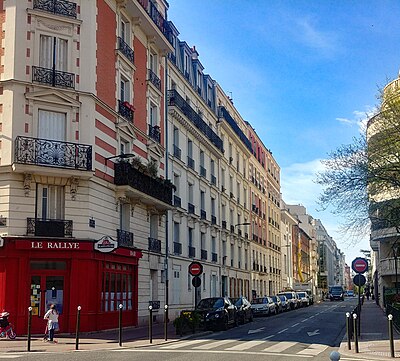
[15,240,92,251]
[94,236,118,253]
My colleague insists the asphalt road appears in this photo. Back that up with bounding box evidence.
[1,298,359,361]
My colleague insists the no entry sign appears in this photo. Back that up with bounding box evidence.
[188,261,203,276]
[352,257,368,274]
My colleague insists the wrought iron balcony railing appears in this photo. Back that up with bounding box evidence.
[32,66,75,89]
[137,0,173,44]
[188,203,195,214]
[173,242,182,255]
[218,106,252,153]
[201,249,207,260]
[200,210,206,220]
[200,166,206,177]
[222,220,227,229]
[118,100,134,122]
[148,237,161,253]
[118,36,134,64]
[173,195,181,207]
[148,69,161,90]
[211,215,217,225]
[212,252,218,262]
[27,217,72,237]
[114,162,174,205]
[148,124,161,143]
[188,246,196,258]
[15,136,92,170]
[173,145,181,160]
[168,90,224,152]
[33,0,77,18]
[211,175,217,185]
[117,229,134,247]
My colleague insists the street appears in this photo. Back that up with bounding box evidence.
[0,298,359,361]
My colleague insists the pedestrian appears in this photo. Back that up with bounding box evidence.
[366,290,370,301]
[44,304,59,343]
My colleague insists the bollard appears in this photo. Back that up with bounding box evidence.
[27,307,32,352]
[329,350,341,361]
[389,314,395,358]
[164,304,168,341]
[353,313,359,353]
[75,306,81,350]
[118,304,123,347]
[148,305,153,344]
[346,312,351,350]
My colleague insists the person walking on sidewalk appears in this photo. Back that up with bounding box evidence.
[44,304,59,343]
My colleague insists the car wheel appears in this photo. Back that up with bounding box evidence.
[222,317,229,331]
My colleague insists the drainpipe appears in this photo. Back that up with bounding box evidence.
[164,55,169,312]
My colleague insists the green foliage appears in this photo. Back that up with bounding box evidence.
[173,310,203,335]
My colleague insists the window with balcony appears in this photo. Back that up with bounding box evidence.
[173,221,181,255]
[118,17,134,64]
[210,159,216,185]
[148,51,161,90]
[118,201,133,247]
[200,191,206,219]
[118,76,133,122]
[187,139,194,169]
[173,127,181,159]
[211,198,216,224]
[148,102,160,142]
[200,151,206,177]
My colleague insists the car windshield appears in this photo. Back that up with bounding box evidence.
[278,296,286,302]
[281,293,292,299]
[252,298,266,304]
[298,292,306,297]
[331,287,343,294]
[271,296,277,302]
[231,298,241,306]
[197,298,224,309]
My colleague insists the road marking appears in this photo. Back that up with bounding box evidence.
[0,356,23,359]
[225,340,265,351]
[193,339,235,350]
[291,322,300,327]
[261,334,275,340]
[301,319,308,322]
[161,339,208,349]
[298,344,328,355]
[262,341,297,352]
[309,315,314,319]
[278,327,288,334]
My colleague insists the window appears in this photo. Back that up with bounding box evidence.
[120,18,130,43]
[200,191,205,210]
[119,202,130,231]
[201,232,206,250]
[149,102,158,127]
[188,227,193,247]
[150,214,158,239]
[37,185,64,220]
[210,159,215,176]
[120,76,130,102]
[173,127,179,147]
[120,138,130,155]
[211,198,216,217]
[173,174,180,195]
[174,222,180,243]
[188,139,193,158]
[40,35,68,71]
[200,151,205,168]
[149,51,158,73]
[101,262,133,312]
[188,183,194,204]
[211,236,216,253]
[38,110,66,141]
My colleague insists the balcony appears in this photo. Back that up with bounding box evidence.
[33,0,77,18]
[168,90,224,152]
[148,69,161,91]
[117,229,134,247]
[200,209,207,220]
[32,66,75,89]
[200,166,207,178]
[14,136,92,171]
[27,218,72,237]
[222,221,227,229]
[114,162,174,207]
[148,124,161,143]
[148,237,161,253]
[118,100,134,122]
[117,36,134,64]
[218,106,252,152]
[187,156,195,170]
[173,195,181,207]
[189,246,196,258]
[173,242,182,255]
[212,252,218,262]
[173,145,181,160]
[211,215,217,225]
[211,175,217,185]
[188,203,195,214]
[380,258,400,276]
[201,249,207,260]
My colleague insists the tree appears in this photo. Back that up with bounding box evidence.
[316,84,400,240]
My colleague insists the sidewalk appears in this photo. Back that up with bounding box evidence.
[0,321,189,353]
[339,299,400,360]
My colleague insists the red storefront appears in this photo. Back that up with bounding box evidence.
[0,237,142,335]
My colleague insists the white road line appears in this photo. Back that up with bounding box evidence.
[309,315,314,319]
[297,344,328,355]
[0,356,23,359]
[193,339,235,350]
[261,334,275,340]
[278,328,288,333]
[160,339,208,349]
[225,340,265,351]
[262,341,297,353]
[301,319,308,322]
[291,322,300,327]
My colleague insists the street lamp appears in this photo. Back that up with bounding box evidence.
[393,241,400,295]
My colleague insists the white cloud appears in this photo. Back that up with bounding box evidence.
[336,106,378,133]
[295,18,337,51]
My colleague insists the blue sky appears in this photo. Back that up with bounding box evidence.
[168,1,400,263]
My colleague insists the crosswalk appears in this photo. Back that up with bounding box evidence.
[114,338,329,358]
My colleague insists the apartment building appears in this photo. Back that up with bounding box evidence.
[0,0,174,333]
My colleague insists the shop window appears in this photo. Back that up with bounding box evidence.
[101,262,133,312]
[30,261,66,270]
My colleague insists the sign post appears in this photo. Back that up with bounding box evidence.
[189,262,203,309]
[352,257,368,337]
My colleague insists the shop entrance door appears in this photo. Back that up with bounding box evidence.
[30,274,66,334]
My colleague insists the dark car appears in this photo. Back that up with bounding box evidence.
[278,295,290,311]
[197,297,237,330]
[270,295,283,313]
[329,286,344,301]
[231,296,253,324]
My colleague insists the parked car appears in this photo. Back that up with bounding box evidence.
[231,296,253,324]
[270,295,283,313]
[196,297,237,330]
[347,290,355,297]
[278,295,290,311]
[329,286,345,301]
[297,292,310,307]
[251,297,276,316]
[277,291,298,310]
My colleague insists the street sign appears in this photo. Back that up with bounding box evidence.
[353,274,366,287]
[192,275,201,288]
[188,261,203,276]
[352,257,368,274]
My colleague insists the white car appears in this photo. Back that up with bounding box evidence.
[296,292,310,307]
[251,297,276,316]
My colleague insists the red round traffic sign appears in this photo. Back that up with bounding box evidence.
[188,261,203,276]
[352,257,368,274]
